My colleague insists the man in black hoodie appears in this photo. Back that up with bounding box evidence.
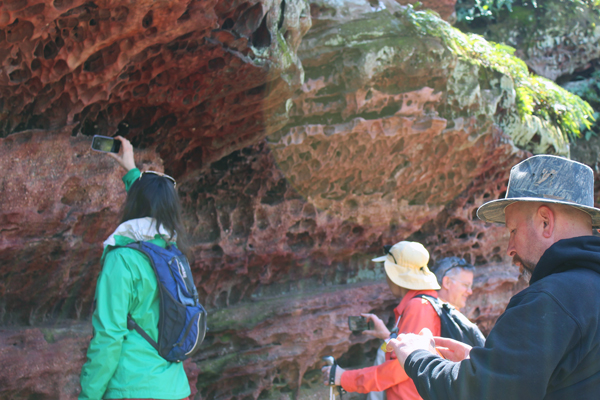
[387,155,600,400]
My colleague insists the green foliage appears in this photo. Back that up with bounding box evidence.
[398,5,595,146]
[563,71,600,106]
[563,70,600,139]
[457,0,518,23]
[517,77,594,142]
[456,0,600,25]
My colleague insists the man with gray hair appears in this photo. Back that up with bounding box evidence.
[429,257,476,312]
[421,257,485,348]
[387,155,600,399]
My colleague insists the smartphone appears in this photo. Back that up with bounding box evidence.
[91,135,121,153]
[348,316,374,332]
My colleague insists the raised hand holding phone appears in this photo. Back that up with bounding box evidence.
[106,136,136,172]
[360,313,390,340]
[91,135,121,153]
[348,316,374,332]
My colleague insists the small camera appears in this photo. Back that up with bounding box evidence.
[348,316,374,332]
[91,135,121,153]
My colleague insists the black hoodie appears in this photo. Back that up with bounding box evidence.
[405,235,600,400]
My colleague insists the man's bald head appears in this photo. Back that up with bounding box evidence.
[514,202,592,238]
[505,201,593,277]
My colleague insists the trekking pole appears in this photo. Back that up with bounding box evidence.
[322,356,336,400]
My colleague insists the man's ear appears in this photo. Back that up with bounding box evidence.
[537,205,555,238]
[442,275,451,290]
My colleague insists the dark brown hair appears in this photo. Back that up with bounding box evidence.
[121,173,190,258]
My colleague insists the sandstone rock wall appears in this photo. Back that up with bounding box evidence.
[0,0,311,174]
[0,128,163,324]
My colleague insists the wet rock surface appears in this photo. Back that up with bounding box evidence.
[0,1,593,399]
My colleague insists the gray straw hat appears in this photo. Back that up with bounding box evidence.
[477,155,600,227]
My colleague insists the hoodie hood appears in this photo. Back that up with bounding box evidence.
[531,235,600,285]
[103,217,175,249]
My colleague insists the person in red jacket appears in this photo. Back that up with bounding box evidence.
[322,241,441,400]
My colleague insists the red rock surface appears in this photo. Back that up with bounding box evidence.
[0,0,311,174]
[0,324,201,399]
[0,326,88,399]
[0,128,162,324]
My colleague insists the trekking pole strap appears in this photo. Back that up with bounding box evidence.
[328,363,346,399]
[330,363,338,386]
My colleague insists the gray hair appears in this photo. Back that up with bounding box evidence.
[430,257,475,287]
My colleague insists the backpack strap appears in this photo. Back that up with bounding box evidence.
[414,294,486,347]
[127,314,159,351]
[414,293,444,317]
[122,242,161,352]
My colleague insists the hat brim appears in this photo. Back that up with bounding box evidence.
[477,197,600,228]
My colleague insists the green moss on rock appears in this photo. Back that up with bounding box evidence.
[301,2,593,154]
[399,5,594,154]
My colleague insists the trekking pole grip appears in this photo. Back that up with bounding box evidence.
[322,356,336,385]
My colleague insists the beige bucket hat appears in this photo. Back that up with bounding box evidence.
[372,241,441,290]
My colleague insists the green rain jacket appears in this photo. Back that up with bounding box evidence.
[79,168,190,400]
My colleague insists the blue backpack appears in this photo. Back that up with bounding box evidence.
[125,241,207,362]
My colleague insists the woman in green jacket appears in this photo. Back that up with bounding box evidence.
[79,137,191,400]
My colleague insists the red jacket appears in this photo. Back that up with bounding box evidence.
[340,290,441,400]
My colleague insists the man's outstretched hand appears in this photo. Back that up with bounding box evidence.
[107,136,136,172]
[386,328,438,365]
[434,336,472,362]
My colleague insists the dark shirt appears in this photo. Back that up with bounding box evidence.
[405,236,600,400]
